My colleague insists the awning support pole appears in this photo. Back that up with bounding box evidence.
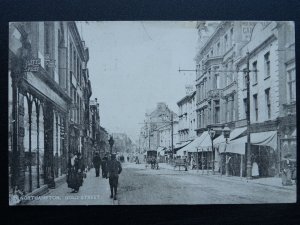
[240,154,243,177]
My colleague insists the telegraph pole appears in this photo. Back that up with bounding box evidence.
[171,113,174,159]
[148,123,151,150]
[246,52,252,179]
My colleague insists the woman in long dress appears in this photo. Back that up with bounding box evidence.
[67,152,83,193]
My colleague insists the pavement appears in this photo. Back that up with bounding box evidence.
[25,168,118,205]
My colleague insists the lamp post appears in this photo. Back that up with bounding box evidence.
[108,135,114,155]
[223,125,231,176]
[208,128,216,175]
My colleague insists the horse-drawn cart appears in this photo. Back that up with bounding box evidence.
[145,150,159,169]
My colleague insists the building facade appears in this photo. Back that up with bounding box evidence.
[139,102,178,154]
[8,21,93,197]
[235,21,296,177]
[193,21,296,177]
[177,90,197,143]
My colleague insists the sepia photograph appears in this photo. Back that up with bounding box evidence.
[8,21,296,205]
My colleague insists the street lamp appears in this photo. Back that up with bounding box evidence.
[108,135,114,155]
[208,128,216,175]
[223,125,231,143]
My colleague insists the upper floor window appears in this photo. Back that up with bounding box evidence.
[224,34,228,52]
[252,61,258,84]
[243,98,248,119]
[253,94,258,121]
[265,88,271,119]
[243,70,247,88]
[214,73,220,89]
[210,49,213,57]
[287,68,296,103]
[217,42,220,55]
[214,100,220,123]
[230,28,233,46]
[264,52,270,78]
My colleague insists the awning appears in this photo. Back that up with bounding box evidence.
[212,127,247,147]
[220,131,277,154]
[156,146,166,155]
[174,140,192,151]
[177,131,210,155]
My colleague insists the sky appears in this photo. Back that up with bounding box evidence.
[77,21,198,142]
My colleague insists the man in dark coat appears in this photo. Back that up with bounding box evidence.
[107,153,122,200]
[93,152,101,177]
[101,154,108,178]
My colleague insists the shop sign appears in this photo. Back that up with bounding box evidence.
[44,54,56,68]
[24,58,41,72]
[241,22,256,42]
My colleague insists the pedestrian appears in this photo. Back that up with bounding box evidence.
[252,160,259,178]
[107,153,122,200]
[101,154,108,178]
[93,152,101,177]
[67,152,83,193]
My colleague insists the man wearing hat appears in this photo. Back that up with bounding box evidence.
[93,152,101,177]
[107,153,122,200]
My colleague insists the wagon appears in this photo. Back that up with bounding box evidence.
[145,150,159,169]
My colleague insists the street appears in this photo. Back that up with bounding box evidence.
[25,162,296,205]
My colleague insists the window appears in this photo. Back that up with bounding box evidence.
[253,94,258,121]
[214,100,220,123]
[287,68,296,102]
[69,43,73,71]
[210,49,213,57]
[231,94,235,121]
[243,98,248,119]
[243,70,247,88]
[73,51,76,77]
[217,42,220,55]
[225,98,229,122]
[230,28,233,46]
[215,73,220,89]
[264,52,270,78]
[224,35,228,51]
[265,89,271,119]
[225,64,229,85]
[252,61,258,84]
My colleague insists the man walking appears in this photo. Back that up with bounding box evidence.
[107,153,122,200]
[93,152,101,177]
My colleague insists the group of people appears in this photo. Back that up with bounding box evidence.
[66,151,122,200]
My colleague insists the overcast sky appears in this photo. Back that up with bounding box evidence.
[78,21,198,142]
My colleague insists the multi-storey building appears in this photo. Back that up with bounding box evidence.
[8,21,93,198]
[177,90,197,143]
[192,21,296,178]
[139,103,178,155]
[235,21,296,177]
